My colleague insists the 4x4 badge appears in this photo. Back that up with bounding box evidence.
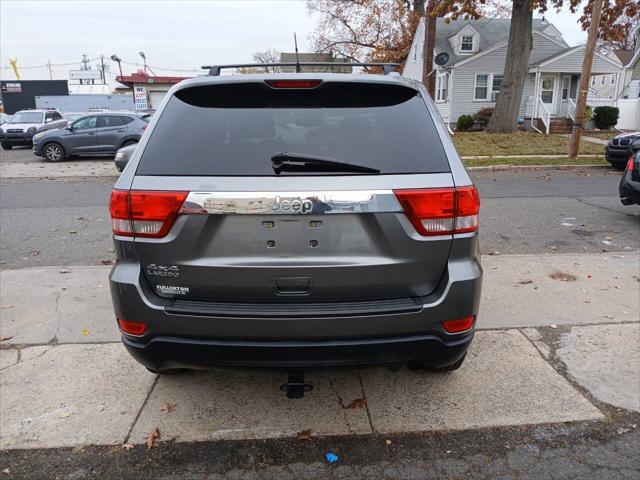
[146,264,180,277]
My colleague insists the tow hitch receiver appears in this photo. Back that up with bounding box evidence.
[280,371,313,399]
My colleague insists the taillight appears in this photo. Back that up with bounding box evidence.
[109,190,188,238]
[442,316,475,333]
[265,80,322,89]
[394,186,480,236]
[117,318,147,336]
[627,156,634,171]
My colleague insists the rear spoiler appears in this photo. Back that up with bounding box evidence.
[201,62,400,77]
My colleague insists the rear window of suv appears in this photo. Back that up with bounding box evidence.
[136,81,450,176]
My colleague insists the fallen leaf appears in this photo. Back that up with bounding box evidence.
[144,427,160,449]
[72,446,85,453]
[519,279,533,285]
[604,314,615,319]
[296,429,313,440]
[81,329,90,336]
[385,439,392,445]
[550,324,558,329]
[101,260,115,265]
[550,272,576,282]
[160,402,177,413]
[30,250,40,256]
[344,398,368,410]
[78,217,87,221]
[2,468,10,474]
[60,269,70,274]
[0,336,13,342]
[122,443,134,450]
[69,230,77,234]
[1,305,15,309]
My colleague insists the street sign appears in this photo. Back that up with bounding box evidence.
[134,86,148,110]
[69,70,103,80]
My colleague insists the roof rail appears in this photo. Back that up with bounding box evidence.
[201,62,400,77]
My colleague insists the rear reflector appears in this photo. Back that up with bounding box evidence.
[394,186,480,236]
[442,316,475,333]
[627,156,634,171]
[265,80,322,89]
[117,318,147,336]
[109,190,188,238]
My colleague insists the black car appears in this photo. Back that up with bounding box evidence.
[620,151,640,206]
[605,132,640,170]
[32,112,148,162]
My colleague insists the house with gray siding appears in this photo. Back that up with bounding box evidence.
[403,17,623,132]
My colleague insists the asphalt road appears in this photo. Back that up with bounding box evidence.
[1,167,638,269]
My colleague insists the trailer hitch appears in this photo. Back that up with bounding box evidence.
[280,371,313,399]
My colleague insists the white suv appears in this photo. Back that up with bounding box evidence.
[0,109,67,149]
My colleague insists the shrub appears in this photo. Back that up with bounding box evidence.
[584,105,593,122]
[593,106,619,130]
[473,107,494,128]
[456,114,474,131]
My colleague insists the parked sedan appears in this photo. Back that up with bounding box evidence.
[620,151,640,206]
[32,112,148,162]
[114,142,137,172]
[605,132,640,170]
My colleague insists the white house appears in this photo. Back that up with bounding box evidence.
[403,17,623,132]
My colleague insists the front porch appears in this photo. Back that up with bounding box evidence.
[523,46,623,133]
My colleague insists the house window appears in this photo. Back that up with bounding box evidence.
[610,74,616,85]
[562,77,570,100]
[413,46,417,61]
[474,74,489,100]
[461,35,474,52]
[591,76,596,86]
[492,75,503,99]
[601,76,606,85]
[436,74,449,102]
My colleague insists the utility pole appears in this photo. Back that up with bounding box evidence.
[422,1,437,99]
[47,60,53,80]
[100,55,106,85]
[569,0,603,158]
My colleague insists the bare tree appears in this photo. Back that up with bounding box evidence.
[252,49,282,72]
[307,0,425,67]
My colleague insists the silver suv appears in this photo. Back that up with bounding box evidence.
[109,66,482,378]
[0,109,66,149]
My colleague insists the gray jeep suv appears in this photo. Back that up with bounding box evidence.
[109,67,482,377]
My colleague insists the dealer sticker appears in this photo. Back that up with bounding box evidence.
[156,285,189,295]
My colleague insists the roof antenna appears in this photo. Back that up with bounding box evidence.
[294,32,301,73]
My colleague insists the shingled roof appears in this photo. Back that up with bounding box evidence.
[434,18,566,66]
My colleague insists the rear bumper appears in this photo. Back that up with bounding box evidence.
[110,236,482,369]
[122,331,473,369]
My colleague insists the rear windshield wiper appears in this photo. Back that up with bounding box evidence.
[271,153,380,175]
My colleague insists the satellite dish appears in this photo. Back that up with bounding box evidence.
[435,52,450,66]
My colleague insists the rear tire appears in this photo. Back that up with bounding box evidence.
[1,143,12,150]
[146,367,187,375]
[408,353,467,372]
[43,142,65,162]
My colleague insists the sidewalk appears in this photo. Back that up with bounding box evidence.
[1,253,638,450]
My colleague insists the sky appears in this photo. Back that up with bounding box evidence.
[0,0,591,84]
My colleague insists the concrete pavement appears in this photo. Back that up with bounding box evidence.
[1,252,638,451]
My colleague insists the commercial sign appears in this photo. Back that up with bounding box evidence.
[134,86,148,110]
[1,82,22,93]
[69,70,103,80]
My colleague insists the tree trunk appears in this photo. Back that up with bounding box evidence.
[422,2,437,98]
[485,0,533,133]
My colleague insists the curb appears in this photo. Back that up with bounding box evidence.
[467,164,610,171]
